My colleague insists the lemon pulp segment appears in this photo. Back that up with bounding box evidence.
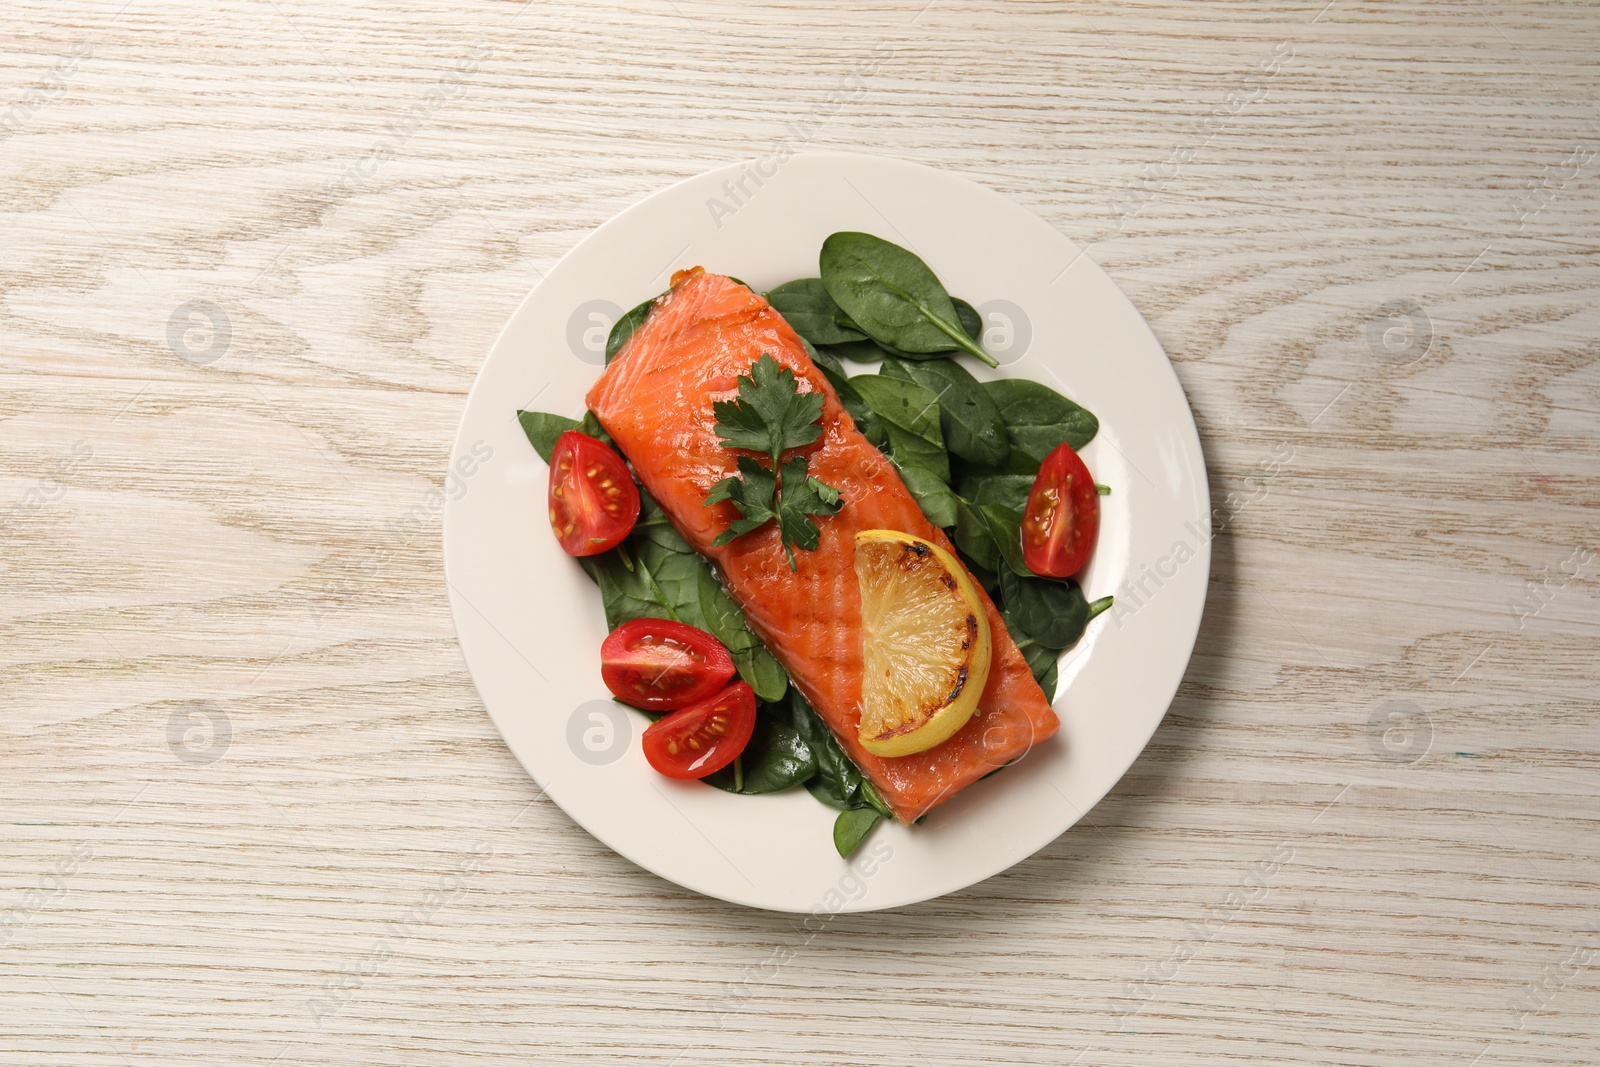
[854,530,992,758]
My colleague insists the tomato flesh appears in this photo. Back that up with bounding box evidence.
[1021,443,1100,578]
[601,618,736,711]
[548,430,639,556]
[641,681,756,780]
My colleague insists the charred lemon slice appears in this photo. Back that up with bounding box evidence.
[854,530,991,757]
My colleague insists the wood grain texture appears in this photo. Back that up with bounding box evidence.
[2,1,1597,1064]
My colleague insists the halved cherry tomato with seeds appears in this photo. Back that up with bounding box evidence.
[1021,442,1100,578]
[601,618,736,711]
[641,681,756,780]
[548,430,639,557]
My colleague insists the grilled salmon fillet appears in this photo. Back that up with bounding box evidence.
[587,270,1058,822]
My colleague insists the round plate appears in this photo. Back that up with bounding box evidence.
[444,153,1209,912]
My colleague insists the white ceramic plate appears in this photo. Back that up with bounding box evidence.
[444,153,1209,913]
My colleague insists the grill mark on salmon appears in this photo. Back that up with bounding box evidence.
[587,271,1059,822]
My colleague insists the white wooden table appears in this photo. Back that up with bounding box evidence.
[3,2,1597,1064]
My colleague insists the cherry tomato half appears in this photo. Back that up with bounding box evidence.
[641,681,757,780]
[1021,442,1100,578]
[601,618,737,711]
[548,430,639,557]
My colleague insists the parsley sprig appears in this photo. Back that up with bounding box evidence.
[706,354,843,568]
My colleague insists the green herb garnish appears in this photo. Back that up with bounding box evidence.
[710,353,826,468]
[706,354,844,568]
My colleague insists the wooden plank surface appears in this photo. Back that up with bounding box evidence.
[2,1,1597,1064]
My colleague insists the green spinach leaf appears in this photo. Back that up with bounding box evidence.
[578,409,615,448]
[516,410,579,464]
[882,421,950,487]
[827,333,963,365]
[999,567,1115,650]
[1001,608,1061,700]
[629,488,689,551]
[704,708,817,795]
[833,808,883,858]
[811,349,874,435]
[956,469,1035,514]
[952,501,1001,574]
[982,379,1098,461]
[695,564,788,702]
[819,338,891,364]
[819,232,998,367]
[790,691,894,844]
[766,278,869,346]
[804,339,846,379]
[580,548,677,630]
[952,297,983,342]
[897,466,960,528]
[1038,661,1059,702]
[958,448,1045,479]
[791,691,864,810]
[951,500,1028,578]
[858,778,895,820]
[882,357,1009,467]
[634,531,713,627]
[805,760,862,810]
[851,374,944,448]
[605,298,655,363]
[850,372,962,526]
